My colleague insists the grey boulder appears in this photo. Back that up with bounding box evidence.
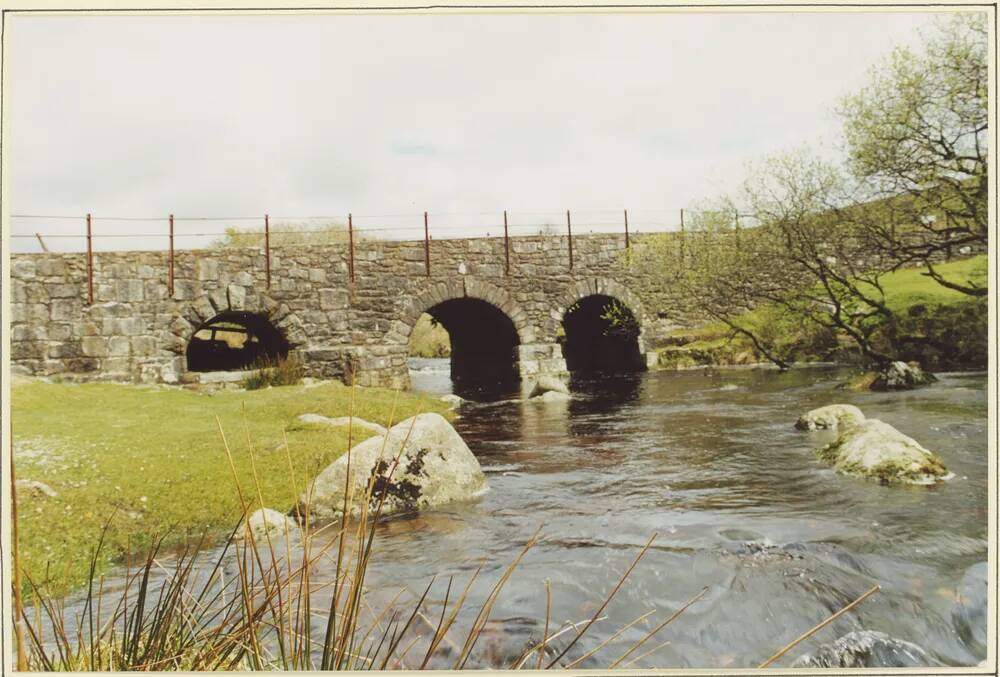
[816,419,949,484]
[298,412,487,521]
[796,404,866,431]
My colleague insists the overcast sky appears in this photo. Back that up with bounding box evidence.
[6,10,953,251]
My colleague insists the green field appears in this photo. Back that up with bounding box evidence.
[859,255,987,312]
[12,379,449,595]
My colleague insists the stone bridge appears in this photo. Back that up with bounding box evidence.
[9,234,697,394]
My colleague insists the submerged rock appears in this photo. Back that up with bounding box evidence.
[796,404,866,431]
[533,390,571,403]
[297,413,387,436]
[528,375,570,398]
[15,479,57,498]
[298,412,487,521]
[816,419,949,484]
[791,630,931,667]
[952,562,987,657]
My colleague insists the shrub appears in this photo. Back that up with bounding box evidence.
[241,354,306,390]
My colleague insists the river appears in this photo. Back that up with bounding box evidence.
[395,358,989,668]
[37,360,989,669]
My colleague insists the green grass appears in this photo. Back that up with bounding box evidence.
[12,379,450,595]
[860,255,988,312]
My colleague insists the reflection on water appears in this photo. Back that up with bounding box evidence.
[398,358,988,667]
[49,360,989,669]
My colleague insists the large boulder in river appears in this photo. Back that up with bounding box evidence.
[873,361,937,391]
[847,362,937,391]
[791,630,931,668]
[952,562,988,656]
[816,419,949,484]
[298,412,487,521]
[796,404,866,431]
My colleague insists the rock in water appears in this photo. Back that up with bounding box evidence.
[440,394,464,409]
[796,404,866,431]
[299,412,487,521]
[533,390,571,402]
[816,419,949,484]
[235,508,302,542]
[873,362,937,391]
[791,630,931,667]
[952,562,987,656]
[528,375,570,398]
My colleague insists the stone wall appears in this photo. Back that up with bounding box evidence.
[9,234,702,392]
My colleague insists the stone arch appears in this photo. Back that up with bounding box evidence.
[393,278,534,345]
[167,284,307,363]
[550,277,648,352]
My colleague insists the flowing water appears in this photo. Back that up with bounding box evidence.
[398,358,989,668]
[42,360,990,669]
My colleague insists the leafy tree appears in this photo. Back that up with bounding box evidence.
[839,13,988,295]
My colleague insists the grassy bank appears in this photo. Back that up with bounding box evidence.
[12,379,450,595]
[655,256,988,370]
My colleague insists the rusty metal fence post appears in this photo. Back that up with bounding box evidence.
[424,211,431,276]
[624,209,630,249]
[503,210,510,275]
[86,213,94,304]
[264,214,271,288]
[168,214,175,296]
[348,213,355,283]
[566,209,574,270]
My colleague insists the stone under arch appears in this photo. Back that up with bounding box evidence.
[552,278,648,374]
[168,284,307,371]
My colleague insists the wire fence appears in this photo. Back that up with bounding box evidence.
[9,208,723,255]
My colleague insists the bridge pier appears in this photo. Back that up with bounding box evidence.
[517,342,570,397]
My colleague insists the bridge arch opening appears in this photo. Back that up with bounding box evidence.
[560,295,644,374]
[410,298,520,398]
[185,311,289,372]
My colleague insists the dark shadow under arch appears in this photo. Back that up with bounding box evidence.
[421,298,520,397]
[186,311,289,372]
[561,295,644,374]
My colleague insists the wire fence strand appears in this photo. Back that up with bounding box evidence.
[9,207,729,255]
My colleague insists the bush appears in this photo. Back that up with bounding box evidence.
[241,354,306,390]
[874,298,988,369]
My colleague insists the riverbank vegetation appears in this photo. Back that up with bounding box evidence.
[641,15,988,376]
[11,379,449,595]
[654,255,988,371]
